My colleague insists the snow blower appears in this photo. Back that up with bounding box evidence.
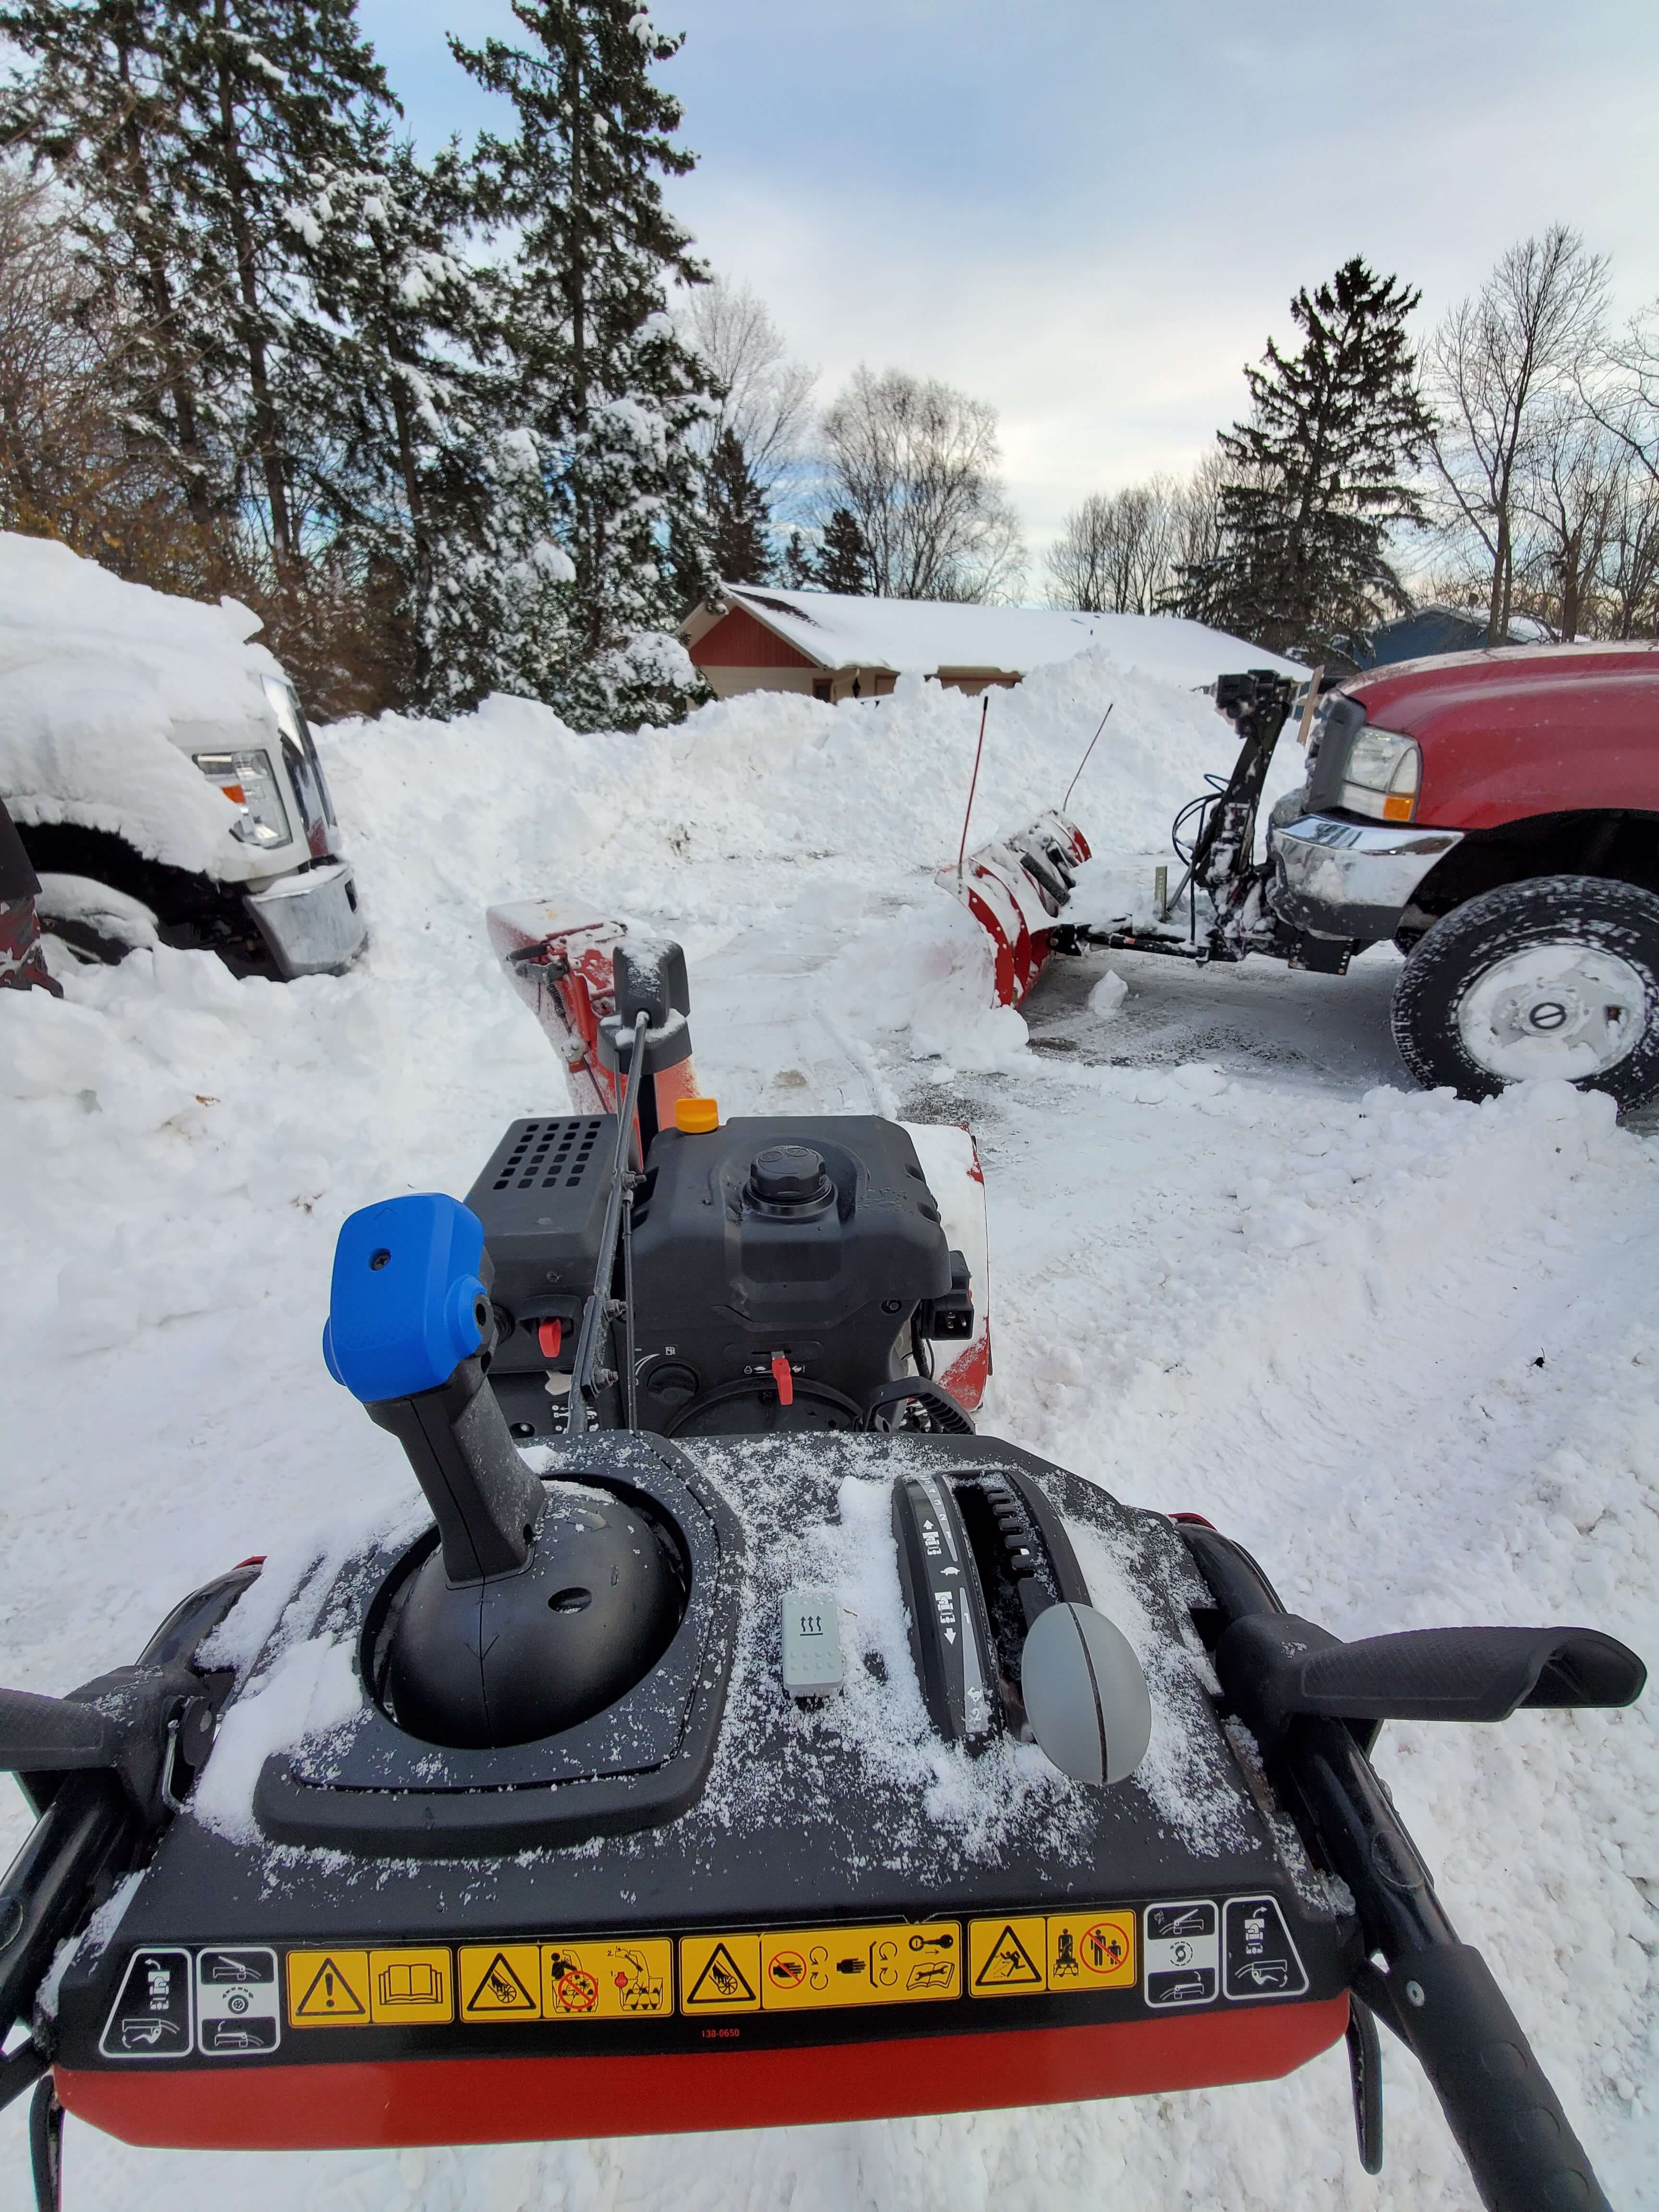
[0,937,1643,2212]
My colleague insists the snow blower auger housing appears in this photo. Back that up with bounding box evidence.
[0,940,1645,2212]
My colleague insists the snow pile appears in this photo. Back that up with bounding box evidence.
[322,646,1271,1075]
[0,531,285,874]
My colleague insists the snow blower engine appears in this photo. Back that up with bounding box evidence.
[0,937,1645,2212]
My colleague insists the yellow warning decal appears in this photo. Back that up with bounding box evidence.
[459,1946,542,2022]
[1046,1911,1136,1992]
[287,1950,371,2027]
[543,1938,673,2020]
[679,1935,761,2013]
[369,1948,453,2025]
[968,1918,1046,1996]
[759,1923,961,2010]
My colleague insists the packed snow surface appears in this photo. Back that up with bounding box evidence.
[1,644,1655,2211]
[0,530,286,877]
[708,582,1306,686]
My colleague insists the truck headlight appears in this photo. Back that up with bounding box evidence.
[1339,726,1420,823]
[193,748,293,847]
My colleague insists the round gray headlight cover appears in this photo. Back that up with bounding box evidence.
[1021,1601,1153,1786]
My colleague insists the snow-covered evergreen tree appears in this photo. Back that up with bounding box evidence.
[287,138,553,709]
[454,0,713,727]
[703,428,771,583]
[1176,258,1434,660]
[816,505,873,594]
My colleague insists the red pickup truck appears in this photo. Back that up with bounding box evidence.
[1096,643,1659,1105]
[1269,643,1659,1105]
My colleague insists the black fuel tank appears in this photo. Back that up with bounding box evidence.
[628,1116,952,1432]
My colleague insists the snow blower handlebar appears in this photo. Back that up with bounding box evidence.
[1184,1523,1643,2212]
[0,1568,256,2120]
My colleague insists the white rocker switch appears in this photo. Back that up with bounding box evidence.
[781,1587,843,1699]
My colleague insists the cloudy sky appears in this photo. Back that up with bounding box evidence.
[361,0,1659,567]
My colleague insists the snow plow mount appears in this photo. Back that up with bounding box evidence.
[1090,669,1309,969]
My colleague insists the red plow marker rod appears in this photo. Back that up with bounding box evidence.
[956,696,991,881]
[1062,702,1113,815]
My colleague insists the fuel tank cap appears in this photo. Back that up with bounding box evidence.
[746,1144,834,1215]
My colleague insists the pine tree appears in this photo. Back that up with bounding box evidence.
[704,427,770,582]
[781,530,816,589]
[1181,258,1434,660]
[815,505,873,595]
[454,0,714,726]
[292,137,527,707]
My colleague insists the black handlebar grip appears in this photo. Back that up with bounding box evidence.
[0,1688,117,1776]
[1390,1945,1609,2212]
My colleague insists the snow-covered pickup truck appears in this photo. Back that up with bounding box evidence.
[0,533,364,979]
[1274,642,1659,1102]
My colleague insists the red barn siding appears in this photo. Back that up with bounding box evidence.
[692,605,818,670]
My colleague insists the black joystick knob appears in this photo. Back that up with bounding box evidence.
[746,1144,834,1215]
[325,1195,684,1750]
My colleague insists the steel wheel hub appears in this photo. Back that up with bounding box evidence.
[1458,941,1650,1081]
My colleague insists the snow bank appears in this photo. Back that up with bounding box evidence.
[0,530,283,874]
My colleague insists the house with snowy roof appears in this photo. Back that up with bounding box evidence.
[680,586,1302,703]
[1352,604,1551,670]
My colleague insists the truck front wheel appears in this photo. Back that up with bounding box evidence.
[1392,875,1659,1108]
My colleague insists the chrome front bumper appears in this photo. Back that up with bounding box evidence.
[1269,814,1463,942]
[244,859,366,977]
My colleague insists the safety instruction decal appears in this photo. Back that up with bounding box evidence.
[546,1938,673,2019]
[1046,1912,1135,1992]
[461,1946,542,2020]
[287,1950,370,2026]
[195,1948,280,2055]
[1143,1901,1219,2008]
[968,1910,1140,1998]
[759,1923,960,2009]
[371,1948,453,2024]
[103,1897,1280,2061]
[969,1919,1046,1996]
[100,1948,193,2059]
[680,1935,761,2013]
[1222,1897,1308,2002]
[287,1948,453,2028]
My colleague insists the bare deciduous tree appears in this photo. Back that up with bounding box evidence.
[818,365,1024,602]
[1046,478,1177,613]
[1047,453,1236,617]
[1512,391,1623,640]
[0,166,210,585]
[680,275,816,505]
[1425,225,1609,645]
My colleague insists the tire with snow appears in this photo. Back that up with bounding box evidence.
[1391,875,1659,1108]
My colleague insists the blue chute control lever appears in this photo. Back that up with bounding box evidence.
[322,1194,490,1403]
[322,1194,545,1584]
